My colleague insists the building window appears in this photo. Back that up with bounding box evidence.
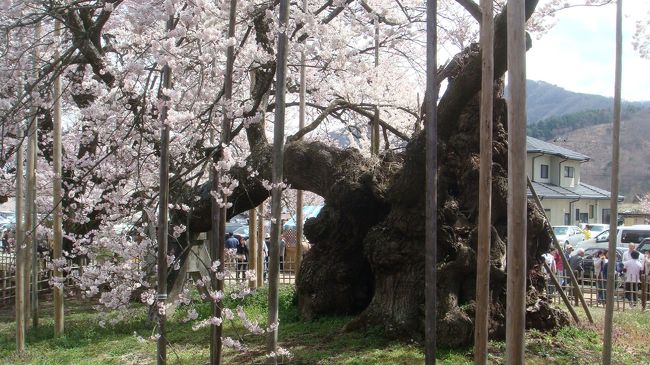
[540,164,549,179]
[564,166,574,178]
[575,209,580,221]
[602,209,611,224]
[589,205,595,219]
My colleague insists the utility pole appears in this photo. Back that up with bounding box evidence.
[505,0,527,363]
[602,1,623,364]
[474,0,494,362]
[156,14,174,365]
[268,0,290,360]
[424,0,438,363]
[52,19,64,337]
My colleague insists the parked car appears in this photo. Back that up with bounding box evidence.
[637,238,650,253]
[225,214,249,235]
[553,225,586,247]
[575,230,610,250]
[233,220,272,240]
[575,247,624,277]
[583,223,609,237]
[617,225,650,247]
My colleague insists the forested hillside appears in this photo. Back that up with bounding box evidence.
[527,105,647,140]
[525,80,650,123]
[539,109,650,199]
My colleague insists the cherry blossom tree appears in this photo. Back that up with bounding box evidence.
[0,0,615,349]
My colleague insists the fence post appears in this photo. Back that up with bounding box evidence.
[1,270,5,303]
[642,274,646,310]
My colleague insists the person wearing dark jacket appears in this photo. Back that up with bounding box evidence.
[569,248,585,274]
[236,236,249,282]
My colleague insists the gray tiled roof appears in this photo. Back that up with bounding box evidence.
[528,181,623,201]
[526,136,590,161]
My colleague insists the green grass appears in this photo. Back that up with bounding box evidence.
[2,290,650,364]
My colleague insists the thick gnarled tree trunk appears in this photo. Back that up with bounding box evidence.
[168,0,568,348]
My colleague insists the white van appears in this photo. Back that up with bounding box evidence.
[575,224,650,249]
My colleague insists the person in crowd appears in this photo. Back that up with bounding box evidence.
[542,250,556,295]
[264,234,270,282]
[225,232,239,250]
[643,250,650,302]
[552,248,564,285]
[569,248,585,275]
[235,236,249,282]
[279,236,286,271]
[622,243,636,262]
[0,229,7,252]
[623,250,643,306]
[594,250,608,304]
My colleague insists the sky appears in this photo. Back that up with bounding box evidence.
[527,2,650,101]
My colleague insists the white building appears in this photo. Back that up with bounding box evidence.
[526,136,621,226]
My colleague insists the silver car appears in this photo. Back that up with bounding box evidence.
[552,225,587,247]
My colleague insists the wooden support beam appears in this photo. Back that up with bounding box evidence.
[15,125,25,353]
[506,0,527,361]
[268,0,290,360]
[156,14,174,365]
[52,19,65,337]
[249,209,258,290]
[603,1,623,363]
[425,0,438,362]
[473,0,494,362]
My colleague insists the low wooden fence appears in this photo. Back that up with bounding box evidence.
[546,271,649,311]
[0,253,79,307]
[213,257,298,286]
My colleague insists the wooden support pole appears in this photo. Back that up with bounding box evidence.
[15,125,25,353]
[542,261,580,324]
[506,0,527,361]
[25,22,41,328]
[372,16,380,156]
[156,14,174,365]
[474,0,494,362]
[209,166,223,365]
[527,178,593,323]
[249,209,257,289]
[603,1,623,363]
[295,0,309,276]
[268,0,290,359]
[425,0,438,362]
[295,0,307,279]
[257,203,265,288]
[52,19,64,337]
[641,274,647,311]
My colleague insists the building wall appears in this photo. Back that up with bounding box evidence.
[527,154,552,184]
[539,198,612,226]
[526,154,582,187]
[558,159,581,188]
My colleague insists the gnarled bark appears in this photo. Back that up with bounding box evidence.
[167,0,568,348]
